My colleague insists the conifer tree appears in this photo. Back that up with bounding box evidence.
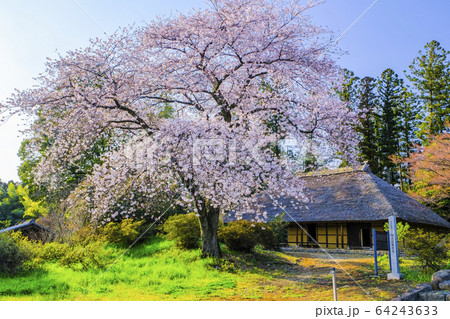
[395,87,417,189]
[337,69,359,105]
[407,40,450,144]
[339,69,418,188]
[356,76,381,175]
[377,69,403,184]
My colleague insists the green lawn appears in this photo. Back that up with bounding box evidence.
[0,238,435,301]
[0,238,262,300]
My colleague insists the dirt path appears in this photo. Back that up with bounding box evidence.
[224,250,419,301]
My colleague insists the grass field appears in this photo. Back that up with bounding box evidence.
[0,238,435,301]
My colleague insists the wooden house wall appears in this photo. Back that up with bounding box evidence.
[287,222,385,249]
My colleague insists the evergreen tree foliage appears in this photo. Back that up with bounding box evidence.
[394,87,417,189]
[406,40,450,144]
[355,76,381,175]
[337,69,359,104]
[338,68,419,187]
[377,69,403,184]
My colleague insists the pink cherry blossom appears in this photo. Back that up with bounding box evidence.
[1,0,359,257]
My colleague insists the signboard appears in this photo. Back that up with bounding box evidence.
[387,216,404,280]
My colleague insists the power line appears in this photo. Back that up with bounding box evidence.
[71,0,108,35]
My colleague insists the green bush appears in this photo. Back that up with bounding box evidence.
[39,242,70,261]
[253,223,276,250]
[267,213,288,248]
[404,229,448,271]
[383,221,410,250]
[219,220,278,252]
[162,213,201,249]
[1,228,112,272]
[219,220,259,252]
[58,241,110,270]
[36,240,110,271]
[0,233,31,274]
[100,218,144,246]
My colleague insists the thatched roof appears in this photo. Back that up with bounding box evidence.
[224,165,450,228]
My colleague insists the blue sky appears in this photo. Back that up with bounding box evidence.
[1,0,449,182]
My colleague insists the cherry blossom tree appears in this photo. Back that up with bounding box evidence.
[1,0,358,257]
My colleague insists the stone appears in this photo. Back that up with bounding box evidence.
[418,291,447,301]
[387,272,404,280]
[432,269,450,283]
[438,280,450,290]
[393,284,432,301]
[430,279,441,290]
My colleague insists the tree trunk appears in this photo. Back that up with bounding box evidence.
[198,207,222,258]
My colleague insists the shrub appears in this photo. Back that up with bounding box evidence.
[100,218,145,246]
[219,220,278,252]
[36,240,110,271]
[71,225,101,245]
[404,229,448,271]
[219,220,259,252]
[39,242,70,261]
[253,223,276,250]
[1,229,112,271]
[0,233,31,274]
[162,213,201,249]
[383,221,410,250]
[267,213,288,248]
[58,241,110,270]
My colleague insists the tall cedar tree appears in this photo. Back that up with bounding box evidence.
[377,69,403,184]
[407,40,450,144]
[339,69,417,187]
[394,87,417,190]
[356,77,381,175]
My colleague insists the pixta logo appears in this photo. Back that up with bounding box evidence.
[315,306,360,318]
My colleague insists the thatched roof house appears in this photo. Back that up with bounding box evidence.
[225,165,450,249]
[0,219,52,241]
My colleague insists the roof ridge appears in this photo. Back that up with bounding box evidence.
[298,165,366,177]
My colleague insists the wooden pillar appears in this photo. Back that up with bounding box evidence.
[371,223,374,246]
[336,224,339,248]
[300,225,304,247]
[325,223,328,248]
[341,224,344,249]
[296,226,299,246]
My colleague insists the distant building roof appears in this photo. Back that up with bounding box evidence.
[224,165,450,228]
[0,219,51,234]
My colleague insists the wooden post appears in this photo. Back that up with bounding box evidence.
[336,224,339,249]
[296,226,299,246]
[387,230,392,272]
[341,224,344,249]
[331,267,337,301]
[325,223,328,248]
[300,225,304,247]
[373,228,378,276]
